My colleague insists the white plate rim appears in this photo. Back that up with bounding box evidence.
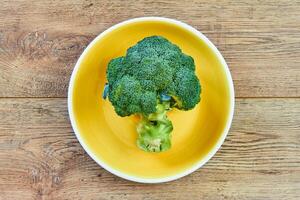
[68,17,235,183]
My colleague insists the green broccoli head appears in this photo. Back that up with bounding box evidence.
[105,36,201,152]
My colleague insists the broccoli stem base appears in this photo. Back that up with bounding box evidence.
[136,102,173,152]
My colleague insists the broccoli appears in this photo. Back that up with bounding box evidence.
[104,36,201,152]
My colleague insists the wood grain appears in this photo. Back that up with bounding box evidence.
[0,0,300,97]
[0,98,299,200]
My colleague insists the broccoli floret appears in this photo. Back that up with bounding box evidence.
[104,36,201,152]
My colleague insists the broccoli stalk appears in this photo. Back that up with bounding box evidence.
[137,101,173,152]
[104,36,201,152]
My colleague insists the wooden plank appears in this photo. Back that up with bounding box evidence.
[0,0,300,97]
[0,98,299,199]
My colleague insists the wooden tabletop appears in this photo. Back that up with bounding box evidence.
[0,0,299,199]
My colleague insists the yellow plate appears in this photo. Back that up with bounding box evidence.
[68,17,234,183]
